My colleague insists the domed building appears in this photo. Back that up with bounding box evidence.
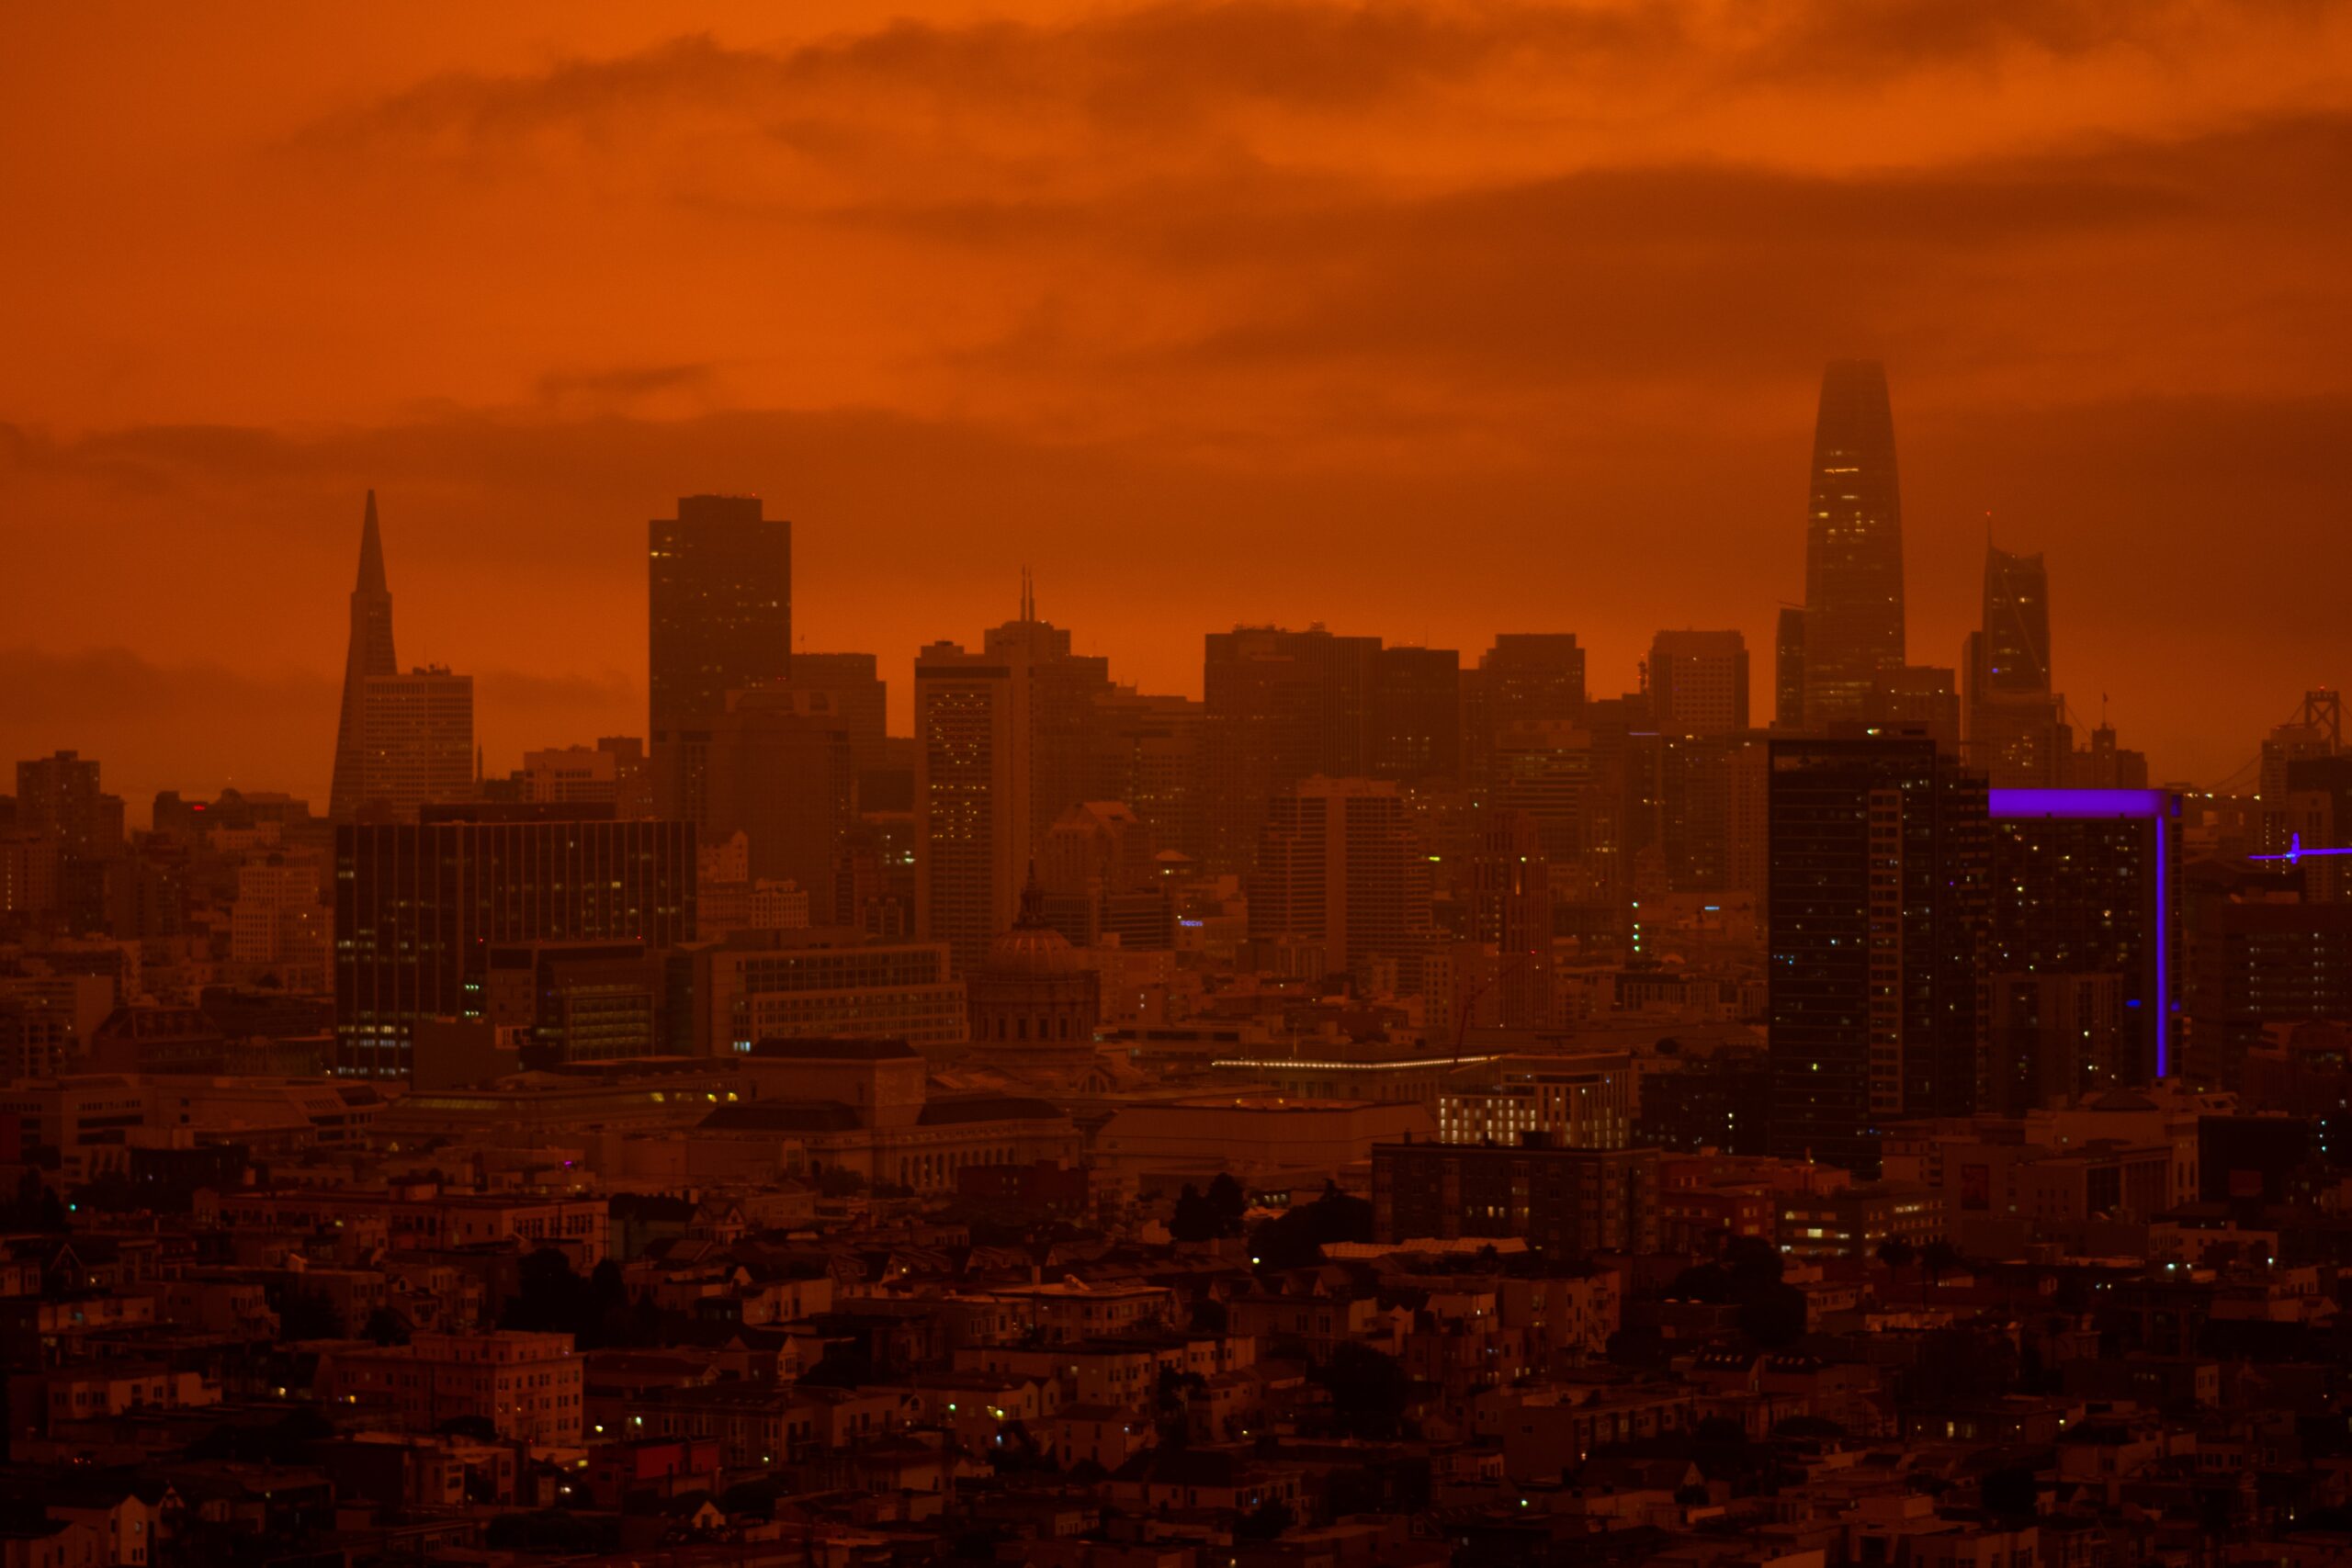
[967,869,1100,1052]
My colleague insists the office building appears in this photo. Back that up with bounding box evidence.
[1648,630,1749,738]
[683,929,967,1054]
[1201,626,1381,874]
[1962,544,2069,784]
[1987,788,2180,1094]
[1372,645,1463,783]
[358,666,475,818]
[1861,666,1959,756]
[1768,735,1989,1175]
[648,494,792,829]
[699,686,857,908]
[15,750,121,860]
[514,739,654,818]
[777,652,889,773]
[1247,775,1430,979]
[1987,972,2125,1114]
[987,587,1113,843]
[1773,607,1807,730]
[1797,360,1906,728]
[915,640,1031,976]
[1435,1053,1634,1149]
[1469,807,1553,1030]
[330,491,400,821]
[334,807,695,1079]
[1373,1141,1659,1257]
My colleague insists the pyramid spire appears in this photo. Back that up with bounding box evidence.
[356,489,389,595]
[330,491,400,820]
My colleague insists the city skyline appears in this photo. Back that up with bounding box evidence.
[6,5,2352,806]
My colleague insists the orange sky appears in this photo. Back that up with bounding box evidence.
[4,1,2350,811]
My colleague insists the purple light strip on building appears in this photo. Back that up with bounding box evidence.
[1987,787,2177,1079]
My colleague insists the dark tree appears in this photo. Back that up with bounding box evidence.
[1736,1283,1808,1348]
[1170,1183,1219,1243]
[1234,1498,1295,1540]
[1314,1343,1410,1441]
[278,1289,342,1341]
[1205,1173,1248,1233]
[1980,1465,2040,1519]
[1876,1237,1917,1270]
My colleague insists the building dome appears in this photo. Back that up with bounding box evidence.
[968,867,1100,1048]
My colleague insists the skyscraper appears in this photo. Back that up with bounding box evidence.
[1648,630,1749,738]
[1963,545,2067,784]
[1200,626,1381,874]
[1470,807,1553,1029]
[334,806,695,1079]
[330,491,398,822]
[1773,607,1807,730]
[648,494,792,829]
[1372,645,1463,784]
[1768,735,1989,1175]
[1798,361,1905,728]
[357,666,474,819]
[986,585,1112,844]
[1247,775,1430,978]
[914,639,1032,977]
[1987,787,2180,1099]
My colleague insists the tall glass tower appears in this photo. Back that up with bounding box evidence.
[1799,361,1905,727]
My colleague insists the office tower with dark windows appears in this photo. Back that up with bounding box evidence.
[987,585,1113,845]
[1797,361,1905,728]
[1372,645,1463,784]
[1089,688,1204,863]
[1470,807,1553,1029]
[1773,607,1808,730]
[1987,788,2180,1104]
[14,750,120,862]
[1648,630,1749,739]
[1466,634,1587,785]
[1200,626,1380,874]
[700,686,858,910]
[777,652,889,773]
[1767,735,1989,1176]
[1964,545,2068,784]
[2259,693,2341,859]
[648,494,792,830]
[357,666,475,819]
[2282,754,2352,902]
[330,491,399,822]
[914,640,1031,977]
[1861,665,1960,757]
[1248,775,1430,980]
[334,806,695,1080]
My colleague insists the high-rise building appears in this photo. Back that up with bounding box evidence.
[1798,361,1905,728]
[987,587,1113,844]
[1089,688,1203,863]
[334,806,695,1079]
[777,652,889,773]
[648,494,792,829]
[1248,775,1430,978]
[1768,735,1989,1175]
[1201,626,1381,874]
[1963,545,2067,784]
[1469,807,1553,1029]
[915,640,1031,977]
[1987,788,2180,1097]
[1466,634,1586,788]
[1860,666,1960,756]
[1648,630,1749,739]
[700,686,858,908]
[330,491,399,822]
[1373,646,1463,783]
[1979,546,2052,695]
[357,666,475,819]
[14,751,121,861]
[2259,693,2340,859]
[1773,607,1807,730]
